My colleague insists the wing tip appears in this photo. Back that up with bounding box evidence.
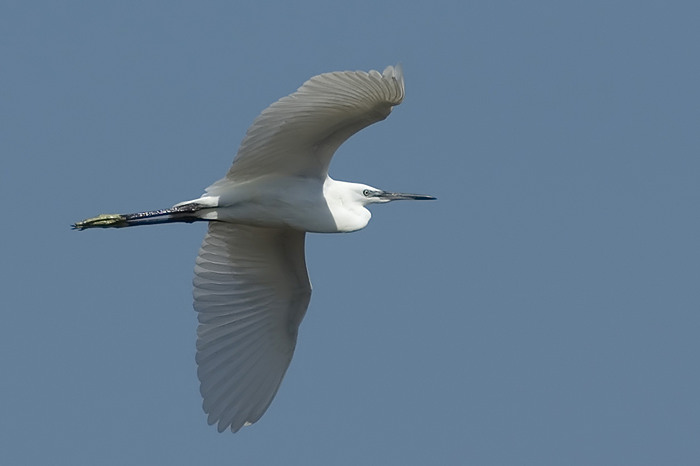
[381,63,405,102]
[383,63,404,86]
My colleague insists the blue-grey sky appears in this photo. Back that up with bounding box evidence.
[3,1,699,464]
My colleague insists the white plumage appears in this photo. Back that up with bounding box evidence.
[74,65,434,433]
[195,224,309,432]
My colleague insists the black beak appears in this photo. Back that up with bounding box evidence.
[377,191,436,201]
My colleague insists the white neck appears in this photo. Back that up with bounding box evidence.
[323,178,372,232]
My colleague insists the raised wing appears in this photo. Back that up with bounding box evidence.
[216,65,404,184]
[193,222,311,432]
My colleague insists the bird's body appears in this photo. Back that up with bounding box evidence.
[173,176,374,233]
[75,65,434,432]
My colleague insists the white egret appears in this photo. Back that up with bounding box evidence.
[74,65,434,432]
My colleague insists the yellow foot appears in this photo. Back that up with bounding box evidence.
[73,214,127,230]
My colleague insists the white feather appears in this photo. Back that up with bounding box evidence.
[205,65,405,190]
[193,222,310,432]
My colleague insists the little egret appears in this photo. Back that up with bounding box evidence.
[74,65,434,432]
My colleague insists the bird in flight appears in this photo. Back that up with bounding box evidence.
[74,65,434,432]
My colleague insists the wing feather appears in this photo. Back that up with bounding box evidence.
[208,65,404,187]
[193,222,311,432]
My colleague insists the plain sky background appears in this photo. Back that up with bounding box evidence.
[2,1,699,464]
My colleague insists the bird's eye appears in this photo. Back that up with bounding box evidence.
[362,189,371,197]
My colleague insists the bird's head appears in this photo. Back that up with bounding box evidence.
[324,179,435,232]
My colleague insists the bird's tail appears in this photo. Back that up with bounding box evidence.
[73,203,206,230]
